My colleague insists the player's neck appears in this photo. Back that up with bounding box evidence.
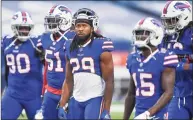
[53,31,63,41]
[79,33,92,46]
[142,47,157,58]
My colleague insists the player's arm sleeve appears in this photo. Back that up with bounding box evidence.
[42,61,48,96]
[101,38,114,53]
[126,53,134,74]
[1,36,9,85]
[163,51,179,68]
[35,36,45,63]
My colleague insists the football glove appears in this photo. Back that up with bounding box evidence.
[134,111,150,119]
[58,107,67,119]
[100,110,111,120]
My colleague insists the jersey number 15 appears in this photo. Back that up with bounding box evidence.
[132,73,155,97]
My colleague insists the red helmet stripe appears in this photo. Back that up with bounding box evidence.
[163,1,172,14]
[139,18,146,25]
[49,5,58,14]
[21,12,27,22]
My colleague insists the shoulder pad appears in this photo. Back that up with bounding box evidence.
[3,35,13,39]
[160,48,167,53]
[95,37,109,40]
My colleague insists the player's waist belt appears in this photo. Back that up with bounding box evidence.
[45,85,62,95]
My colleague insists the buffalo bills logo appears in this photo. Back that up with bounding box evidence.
[12,14,18,20]
[58,6,71,13]
[151,19,161,27]
[174,2,191,12]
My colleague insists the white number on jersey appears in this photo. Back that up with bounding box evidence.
[70,57,95,73]
[6,54,30,74]
[45,50,64,72]
[132,73,155,96]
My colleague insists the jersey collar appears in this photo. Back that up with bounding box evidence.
[142,49,159,63]
[79,39,91,48]
[50,29,70,42]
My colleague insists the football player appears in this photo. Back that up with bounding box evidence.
[160,1,193,119]
[123,17,178,119]
[34,5,75,119]
[1,11,43,119]
[58,8,114,119]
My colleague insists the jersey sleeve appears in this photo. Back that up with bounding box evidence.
[101,38,114,52]
[163,50,179,68]
[126,53,134,74]
[1,35,8,51]
[65,40,72,60]
[36,35,43,48]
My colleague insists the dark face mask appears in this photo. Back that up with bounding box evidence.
[77,32,91,45]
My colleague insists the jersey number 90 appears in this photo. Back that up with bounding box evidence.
[6,54,30,74]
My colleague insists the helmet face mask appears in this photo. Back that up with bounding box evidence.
[12,25,34,40]
[11,11,34,42]
[44,16,61,33]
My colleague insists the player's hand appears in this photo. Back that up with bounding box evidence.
[35,109,43,120]
[58,107,67,119]
[134,111,150,120]
[100,110,111,120]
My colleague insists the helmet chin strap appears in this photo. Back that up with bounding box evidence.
[137,43,156,60]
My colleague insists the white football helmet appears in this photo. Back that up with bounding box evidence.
[44,5,72,33]
[73,8,99,31]
[133,17,164,49]
[11,11,34,41]
[161,1,192,35]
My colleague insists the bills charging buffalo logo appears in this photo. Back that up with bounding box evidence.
[174,2,191,12]
[12,14,18,20]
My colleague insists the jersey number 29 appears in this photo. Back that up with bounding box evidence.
[70,57,95,73]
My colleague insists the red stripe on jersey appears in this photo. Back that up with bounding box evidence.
[49,5,58,14]
[45,85,62,95]
[21,12,27,22]
[163,1,172,14]
[139,18,146,25]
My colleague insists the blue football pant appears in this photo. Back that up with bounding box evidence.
[68,96,103,119]
[1,91,41,119]
[42,91,61,119]
[168,96,193,119]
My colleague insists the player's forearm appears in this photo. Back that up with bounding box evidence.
[104,79,114,111]
[123,95,135,120]
[148,91,173,116]
[176,62,193,71]
[59,80,73,107]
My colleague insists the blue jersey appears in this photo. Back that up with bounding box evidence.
[66,37,114,102]
[67,37,114,76]
[1,35,43,100]
[159,27,193,97]
[38,30,75,90]
[126,49,178,115]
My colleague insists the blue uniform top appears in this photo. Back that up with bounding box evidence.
[38,30,75,90]
[1,35,43,100]
[159,27,193,97]
[66,37,114,76]
[126,49,178,115]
